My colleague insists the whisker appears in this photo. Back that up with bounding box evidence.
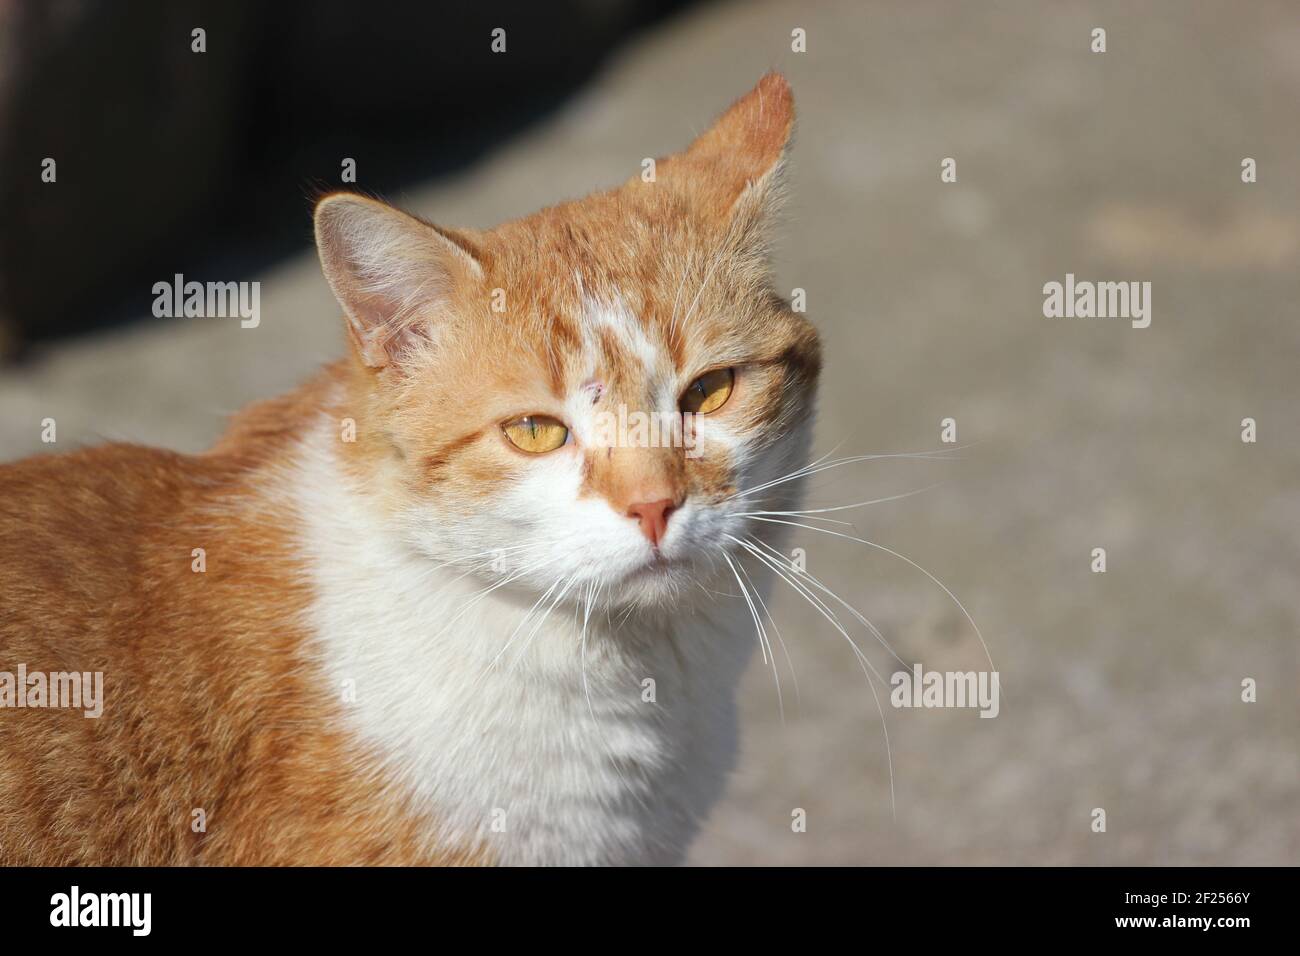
[735,554,801,714]
[724,449,962,505]
[723,552,785,724]
[506,574,578,673]
[740,516,998,683]
[735,482,946,519]
[739,512,855,527]
[416,541,553,589]
[739,533,908,672]
[726,534,896,819]
[472,573,568,686]
[728,535,884,680]
[431,552,566,642]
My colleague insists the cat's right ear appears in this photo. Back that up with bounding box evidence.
[313,193,482,369]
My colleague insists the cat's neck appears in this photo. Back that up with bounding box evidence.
[288,408,756,865]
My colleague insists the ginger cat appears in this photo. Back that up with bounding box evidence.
[0,73,820,865]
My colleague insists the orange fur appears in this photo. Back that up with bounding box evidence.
[0,73,817,865]
[0,370,487,864]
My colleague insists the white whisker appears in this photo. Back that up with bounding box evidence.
[432,551,566,643]
[725,449,961,505]
[506,574,578,673]
[740,533,908,672]
[472,573,568,686]
[736,554,801,714]
[724,552,785,723]
[735,482,945,519]
[725,534,896,819]
[740,516,997,683]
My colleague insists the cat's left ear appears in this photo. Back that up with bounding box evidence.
[314,193,482,369]
[659,72,795,236]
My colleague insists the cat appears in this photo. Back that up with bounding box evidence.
[0,72,820,865]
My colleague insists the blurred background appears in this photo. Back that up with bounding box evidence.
[1,0,1297,864]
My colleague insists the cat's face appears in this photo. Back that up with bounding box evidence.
[316,73,819,608]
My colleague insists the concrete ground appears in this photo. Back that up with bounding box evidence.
[2,1,1297,864]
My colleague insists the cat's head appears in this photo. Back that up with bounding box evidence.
[314,73,819,608]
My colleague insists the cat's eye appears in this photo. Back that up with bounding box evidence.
[502,415,569,454]
[680,367,735,415]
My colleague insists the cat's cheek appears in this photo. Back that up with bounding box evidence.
[684,443,740,502]
[496,448,586,517]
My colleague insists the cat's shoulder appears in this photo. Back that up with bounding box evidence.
[0,442,196,519]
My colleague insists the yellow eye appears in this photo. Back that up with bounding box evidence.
[680,367,734,415]
[502,415,569,454]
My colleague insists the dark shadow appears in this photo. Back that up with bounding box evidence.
[0,0,697,354]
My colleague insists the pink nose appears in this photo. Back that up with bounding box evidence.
[626,498,677,548]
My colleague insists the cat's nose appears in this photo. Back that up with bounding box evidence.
[626,498,677,548]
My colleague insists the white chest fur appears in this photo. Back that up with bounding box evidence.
[295,431,759,865]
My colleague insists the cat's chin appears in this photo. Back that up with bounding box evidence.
[606,555,705,609]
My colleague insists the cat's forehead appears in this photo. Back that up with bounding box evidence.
[519,283,679,404]
[482,191,715,325]
[472,250,697,384]
[569,291,677,397]
[444,192,768,403]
